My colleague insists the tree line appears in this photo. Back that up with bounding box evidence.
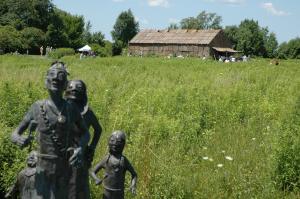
[169,11,300,59]
[0,0,299,59]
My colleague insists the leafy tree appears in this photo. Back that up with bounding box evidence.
[278,38,300,59]
[180,11,222,29]
[224,25,239,49]
[180,17,200,29]
[0,25,23,53]
[112,40,123,56]
[168,23,179,30]
[264,32,278,58]
[111,9,139,47]
[0,0,54,31]
[56,9,85,49]
[236,19,266,56]
[82,20,92,44]
[90,41,112,57]
[21,27,45,54]
[90,32,105,46]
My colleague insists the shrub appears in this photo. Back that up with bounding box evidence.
[274,96,300,191]
[48,48,75,59]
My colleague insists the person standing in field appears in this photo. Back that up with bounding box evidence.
[40,46,43,56]
[65,80,102,199]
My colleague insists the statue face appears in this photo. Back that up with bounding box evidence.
[46,68,68,93]
[65,80,86,101]
[27,151,38,168]
[109,131,126,155]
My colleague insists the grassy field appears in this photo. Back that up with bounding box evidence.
[0,55,300,198]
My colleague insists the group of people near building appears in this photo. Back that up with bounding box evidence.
[7,62,137,199]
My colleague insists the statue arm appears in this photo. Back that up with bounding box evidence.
[86,110,102,163]
[69,116,90,167]
[11,106,34,147]
[89,158,106,185]
[88,110,102,150]
[126,157,137,194]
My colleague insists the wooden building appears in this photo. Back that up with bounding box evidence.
[128,29,238,58]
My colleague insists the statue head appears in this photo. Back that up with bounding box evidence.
[108,130,126,155]
[65,80,87,106]
[45,61,68,94]
[27,151,38,168]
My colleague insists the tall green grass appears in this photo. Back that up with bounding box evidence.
[0,55,300,198]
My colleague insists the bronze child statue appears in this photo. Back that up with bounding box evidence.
[5,151,38,199]
[11,62,90,199]
[90,131,137,199]
[65,80,102,199]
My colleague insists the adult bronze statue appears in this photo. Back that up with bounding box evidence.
[11,61,90,199]
[65,80,102,199]
[5,151,38,199]
[90,131,137,199]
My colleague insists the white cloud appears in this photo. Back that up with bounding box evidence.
[261,2,290,16]
[220,0,244,5]
[204,0,245,6]
[148,0,169,7]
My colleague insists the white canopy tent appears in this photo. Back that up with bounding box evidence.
[78,45,91,52]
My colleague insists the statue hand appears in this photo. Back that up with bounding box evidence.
[130,185,136,195]
[68,147,83,168]
[11,134,32,148]
[95,178,102,185]
[4,192,11,198]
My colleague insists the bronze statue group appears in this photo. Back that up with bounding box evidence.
[7,62,137,199]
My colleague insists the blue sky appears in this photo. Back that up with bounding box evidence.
[52,0,299,44]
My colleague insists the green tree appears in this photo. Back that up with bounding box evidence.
[168,23,179,30]
[56,9,85,49]
[90,32,105,46]
[224,25,239,49]
[20,27,45,54]
[111,9,139,47]
[236,19,266,56]
[0,0,54,31]
[180,17,200,29]
[0,25,23,53]
[264,32,278,58]
[278,38,300,59]
[180,11,222,29]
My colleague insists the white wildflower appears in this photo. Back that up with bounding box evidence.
[202,156,209,160]
[225,156,233,161]
[217,164,223,168]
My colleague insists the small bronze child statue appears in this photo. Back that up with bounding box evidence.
[5,151,38,199]
[90,131,137,199]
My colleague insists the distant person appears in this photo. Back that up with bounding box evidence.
[90,131,137,199]
[40,46,43,56]
[5,151,38,199]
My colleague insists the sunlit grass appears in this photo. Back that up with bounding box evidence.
[0,55,300,198]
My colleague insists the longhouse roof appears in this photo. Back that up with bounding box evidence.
[129,29,222,45]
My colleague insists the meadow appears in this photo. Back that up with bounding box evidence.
[0,55,300,198]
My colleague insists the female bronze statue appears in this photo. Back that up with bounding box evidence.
[65,80,102,199]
